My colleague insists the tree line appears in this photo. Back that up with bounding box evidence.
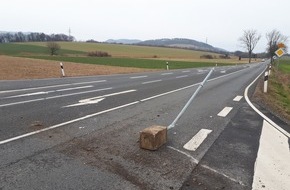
[239,29,288,63]
[0,32,75,43]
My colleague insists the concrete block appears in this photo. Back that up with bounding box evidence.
[140,125,167,150]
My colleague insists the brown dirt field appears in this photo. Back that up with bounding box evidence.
[0,56,156,80]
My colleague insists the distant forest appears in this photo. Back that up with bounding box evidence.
[0,32,75,43]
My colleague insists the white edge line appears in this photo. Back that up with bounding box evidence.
[0,80,106,94]
[141,83,200,102]
[56,85,93,92]
[244,66,290,138]
[167,146,198,164]
[0,101,139,145]
[200,164,246,186]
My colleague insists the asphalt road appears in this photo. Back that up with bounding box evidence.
[0,62,289,190]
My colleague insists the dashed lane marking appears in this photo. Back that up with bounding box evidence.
[142,80,162,84]
[161,73,173,76]
[176,75,188,79]
[183,129,212,151]
[233,95,243,102]
[217,107,233,117]
[130,76,148,79]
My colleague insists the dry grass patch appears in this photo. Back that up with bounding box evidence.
[0,56,155,80]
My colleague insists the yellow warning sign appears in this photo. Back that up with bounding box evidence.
[275,48,284,57]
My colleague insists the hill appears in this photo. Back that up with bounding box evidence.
[105,39,142,44]
[136,38,227,53]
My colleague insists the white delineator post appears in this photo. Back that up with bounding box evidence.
[166,62,169,70]
[264,71,268,93]
[60,62,65,77]
[269,65,272,75]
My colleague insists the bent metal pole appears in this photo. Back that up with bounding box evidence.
[168,67,215,129]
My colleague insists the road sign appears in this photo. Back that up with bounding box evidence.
[275,48,285,57]
[277,43,285,49]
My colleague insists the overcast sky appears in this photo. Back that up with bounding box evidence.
[1,0,289,52]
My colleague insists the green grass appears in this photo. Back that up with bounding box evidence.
[21,42,222,59]
[1,42,239,70]
[0,43,84,56]
[277,59,290,73]
[26,56,229,69]
[268,58,290,120]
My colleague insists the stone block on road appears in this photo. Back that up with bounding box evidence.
[140,125,167,150]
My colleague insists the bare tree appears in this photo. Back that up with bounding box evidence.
[266,29,288,63]
[239,29,261,63]
[47,42,61,56]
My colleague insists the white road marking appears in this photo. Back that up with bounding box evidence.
[141,83,200,102]
[220,70,226,73]
[244,66,290,138]
[142,80,162,84]
[3,91,49,98]
[130,76,148,79]
[198,69,208,73]
[141,68,249,102]
[0,101,140,145]
[63,89,136,108]
[233,95,243,102]
[3,85,94,99]
[217,107,233,117]
[64,98,105,108]
[252,120,290,190]
[200,164,245,186]
[0,88,112,108]
[55,85,93,92]
[161,73,173,75]
[182,70,190,73]
[183,129,212,151]
[176,75,188,79]
[0,80,106,94]
[0,66,252,144]
[167,146,198,164]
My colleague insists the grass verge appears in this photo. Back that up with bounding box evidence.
[254,58,290,124]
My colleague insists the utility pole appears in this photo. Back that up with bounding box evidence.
[68,27,72,41]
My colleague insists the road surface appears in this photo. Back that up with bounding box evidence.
[0,62,289,190]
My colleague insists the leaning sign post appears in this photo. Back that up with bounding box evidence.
[274,47,285,70]
[265,44,286,93]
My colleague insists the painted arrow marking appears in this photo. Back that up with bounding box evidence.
[63,89,137,108]
[64,98,105,107]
